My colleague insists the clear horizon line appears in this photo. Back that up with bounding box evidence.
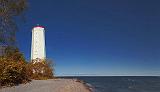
[55,74,160,77]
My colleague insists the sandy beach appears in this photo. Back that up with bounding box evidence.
[0,79,92,92]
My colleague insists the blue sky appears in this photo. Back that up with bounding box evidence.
[17,0,160,76]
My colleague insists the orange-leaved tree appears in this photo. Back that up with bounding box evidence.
[0,46,29,86]
[26,59,54,80]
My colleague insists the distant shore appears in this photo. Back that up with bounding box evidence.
[0,79,93,92]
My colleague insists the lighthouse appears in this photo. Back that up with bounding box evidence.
[31,25,46,62]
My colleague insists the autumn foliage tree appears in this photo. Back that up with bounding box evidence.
[0,0,27,45]
[26,59,54,80]
[0,47,29,86]
[0,47,55,86]
[0,0,28,86]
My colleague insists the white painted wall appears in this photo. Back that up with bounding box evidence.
[31,26,46,61]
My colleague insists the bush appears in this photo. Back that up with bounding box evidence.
[4,46,26,62]
[26,59,54,80]
[0,47,29,86]
[0,46,54,87]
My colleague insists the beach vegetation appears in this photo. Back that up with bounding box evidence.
[0,46,29,86]
[26,59,54,80]
[0,47,55,86]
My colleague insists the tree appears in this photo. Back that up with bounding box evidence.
[0,0,27,46]
[4,46,26,62]
[0,0,28,85]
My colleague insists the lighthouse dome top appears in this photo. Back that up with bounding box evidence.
[33,25,45,31]
[34,26,44,28]
[33,24,44,29]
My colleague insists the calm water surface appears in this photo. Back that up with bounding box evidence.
[63,76,160,92]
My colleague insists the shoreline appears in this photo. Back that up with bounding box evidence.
[74,79,94,92]
[0,78,93,92]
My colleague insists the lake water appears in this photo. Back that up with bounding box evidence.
[63,76,160,92]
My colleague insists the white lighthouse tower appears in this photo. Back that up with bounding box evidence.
[31,25,46,62]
